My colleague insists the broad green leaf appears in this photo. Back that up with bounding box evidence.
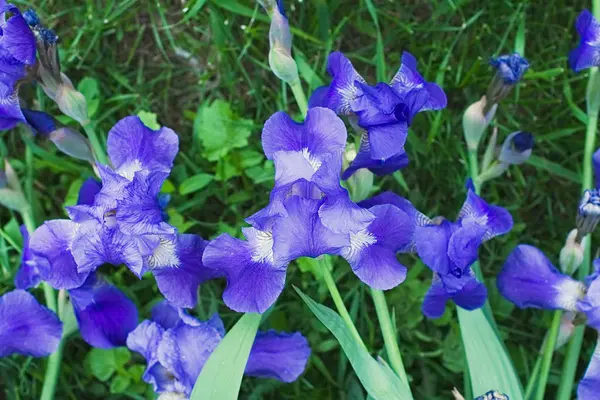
[179,173,214,195]
[85,348,132,382]
[457,307,524,399]
[294,287,412,400]
[63,178,84,208]
[195,100,254,162]
[137,110,161,130]
[190,313,262,400]
[110,375,131,394]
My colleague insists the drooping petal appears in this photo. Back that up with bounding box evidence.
[14,224,41,289]
[29,219,90,289]
[594,148,600,189]
[489,53,530,84]
[153,234,219,308]
[21,109,56,136]
[458,189,513,242]
[365,122,408,161]
[69,273,138,348]
[422,274,487,319]
[570,10,600,72]
[578,338,600,400]
[202,232,287,313]
[497,245,585,311]
[0,290,62,357]
[447,223,487,270]
[452,276,488,311]
[390,52,447,111]
[156,320,223,395]
[341,204,413,289]
[272,196,348,264]
[422,277,450,319]
[71,220,145,277]
[245,330,311,382]
[415,221,453,274]
[577,277,600,330]
[318,189,375,234]
[341,138,409,179]
[126,320,165,362]
[107,116,179,177]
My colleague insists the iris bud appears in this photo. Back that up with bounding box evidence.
[462,96,497,150]
[48,127,94,162]
[498,131,534,165]
[264,1,298,84]
[577,189,600,240]
[343,144,374,202]
[559,229,585,275]
[486,53,529,112]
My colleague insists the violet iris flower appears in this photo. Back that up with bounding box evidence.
[309,51,446,178]
[570,10,600,72]
[0,289,62,357]
[203,108,384,313]
[126,301,311,397]
[0,2,36,130]
[360,182,513,319]
[497,245,600,399]
[28,116,217,309]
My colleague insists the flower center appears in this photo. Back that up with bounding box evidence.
[301,148,322,171]
[250,229,275,263]
[342,229,377,260]
[148,238,180,269]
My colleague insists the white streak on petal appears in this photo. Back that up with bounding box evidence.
[555,280,586,311]
[341,229,376,261]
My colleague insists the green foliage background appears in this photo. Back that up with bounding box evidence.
[0,0,597,398]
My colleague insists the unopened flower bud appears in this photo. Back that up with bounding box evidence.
[53,81,89,125]
[49,127,94,162]
[556,311,577,350]
[266,1,298,84]
[0,170,7,188]
[21,109,56,136]
[0,160,28,212]
[486,53,529,110]
[463,96,497,150]
[498,131,534,165]
[559,229,586,275]
[577,189,600,239]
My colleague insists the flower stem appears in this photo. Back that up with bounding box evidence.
[289,78,308,117]
[321,266,366,350]
[82,122,108,165]
[524,352,542,399]
[21,208,62,400]
[468,148,480,193]
[370,288,411,390]
[556,109,598,400]
[535,310,562,400]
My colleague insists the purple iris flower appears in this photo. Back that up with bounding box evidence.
[309,51,446,178]
[0,289,62,357]
[0,3,37,130]
[360,185,513,318]
[497,246,600,399]
[126,301,310,397]
[29,116,216,308]
[204,108,377,313]
[570,10,600,72]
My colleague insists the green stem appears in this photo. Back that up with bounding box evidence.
[556,109,599,400]
[21,208,62,400]
[321,266,366,350]
[82,122,108,165]
[524,353,542,399]
[289,79,308,117]
[370,289,411,391]
[535,310,562,400]
[468,148,480,193]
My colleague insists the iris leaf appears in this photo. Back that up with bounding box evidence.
[189,312,262,400]
[294,286,412,400]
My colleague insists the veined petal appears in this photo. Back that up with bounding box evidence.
[127,320,164,362]
[77,177,102,206]
[202,232,287,313]
[498,245,585,311]
[29,219,90,289]
[245,330,311,382]
[0,290,62,357]
[458,189,513,241]
[0,9,36,65]
[153,234,219,308]
[14,224,41,289]
[570,10,600,72]
[578,337,600,400]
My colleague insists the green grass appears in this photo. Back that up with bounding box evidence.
[0,0,597,399]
